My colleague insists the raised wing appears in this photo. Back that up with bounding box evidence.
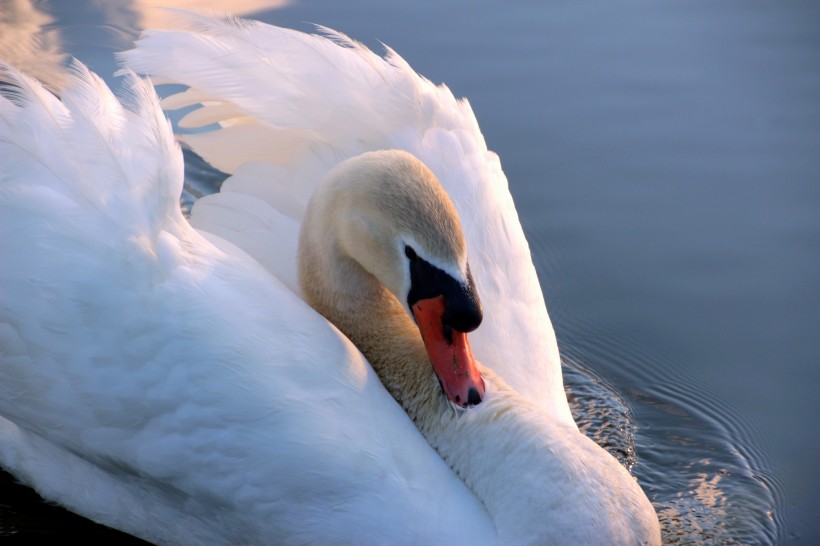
[121,12,572,423]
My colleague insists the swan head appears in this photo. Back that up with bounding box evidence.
[300,150,485,407]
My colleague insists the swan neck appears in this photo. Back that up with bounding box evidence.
[303,263,547,536]
[298,197,532,534]
[312,258,439,417]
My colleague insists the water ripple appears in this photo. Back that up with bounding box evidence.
[563,353,780,544]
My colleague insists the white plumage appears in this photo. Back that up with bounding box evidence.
[0,12,660,545]
[120,13,572,423]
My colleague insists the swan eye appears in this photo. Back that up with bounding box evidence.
[404,245,417,261]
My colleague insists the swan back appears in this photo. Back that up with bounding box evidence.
[121,12,573,424]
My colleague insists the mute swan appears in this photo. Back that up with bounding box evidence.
[0,13,660,546]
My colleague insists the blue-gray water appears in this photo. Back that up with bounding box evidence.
[1,0,818,543]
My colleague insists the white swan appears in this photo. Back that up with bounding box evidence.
[0,13,660,545]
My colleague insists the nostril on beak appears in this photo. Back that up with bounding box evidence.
[467,387,481,406]
[443,304,482,334]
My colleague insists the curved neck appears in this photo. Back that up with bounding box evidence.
[300,242,568,539]
[301,242,438,417]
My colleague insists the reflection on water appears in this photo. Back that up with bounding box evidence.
[0,0,292,89]
[0,0,66,89]
[655,468,733,544]
[111,0,292,31]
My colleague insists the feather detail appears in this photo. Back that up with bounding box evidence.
[120,12,570,421]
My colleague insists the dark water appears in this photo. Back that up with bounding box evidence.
[2,0,818,543]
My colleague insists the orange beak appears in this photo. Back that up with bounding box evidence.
[412,295,485,407]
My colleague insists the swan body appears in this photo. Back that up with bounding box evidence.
[0,12,660,545]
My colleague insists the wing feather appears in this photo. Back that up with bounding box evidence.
[121,13,572,422]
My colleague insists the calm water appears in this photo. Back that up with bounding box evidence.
[2,0,818,543]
